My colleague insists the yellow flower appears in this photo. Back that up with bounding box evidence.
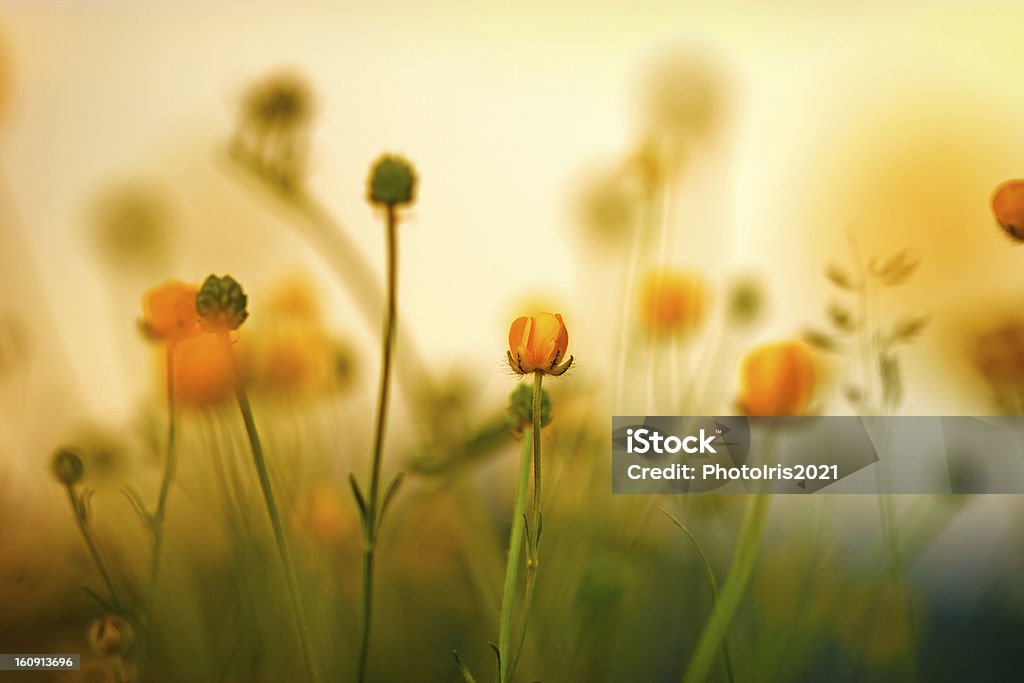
[992,179,1024,241]
[142,281,200,344]
[738,340,815,416]
[507,313,573,376]
[639,269,707,337]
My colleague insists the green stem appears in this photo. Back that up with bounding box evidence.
[357,204,399,683]
[148,345,179,613]
[231,351,319,683]
[65,485,125,613]
[497,432,533,683]
[660,510,735,683]
[507,372,544,682]
[683,431,776,683]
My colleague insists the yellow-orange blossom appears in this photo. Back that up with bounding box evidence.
[142,280,237,406]
[507,313,573,376]
[738,340,815,416]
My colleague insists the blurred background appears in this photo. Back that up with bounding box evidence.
[2,1,1024,681]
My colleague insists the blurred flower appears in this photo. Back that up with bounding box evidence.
[637,46,729,178]
[506,383,552,438]
[291,482,355,544]
[991,179,1024,242]
[243,322,338,396]
[575,161,645,245]
[639,269,708,338]
[367,155,417,207]
[196,275,249,333]
[172,332,237,406]
[50,448,84,486]
[738,340,816,416]
[242,276,356,397]
[507,313,573,376]
[266,275,322,322]
[971,319,1024,411]
[726,275,765,327]
[87,615,133,658]
[142,281,200,344]
[243,71,313,134]
[91,184,172,269]
[234,69,315,188]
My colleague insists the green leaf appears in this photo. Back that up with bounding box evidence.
[825,263,859,290]
[826,302,856,332]
[879,353,902,409]
[889,315,930,345]
[802,329,838,351]
[871,249,920,286]
[121,486,154,533]
[348,473,367,520]
[452,651,478,683]
[82,585,117,613]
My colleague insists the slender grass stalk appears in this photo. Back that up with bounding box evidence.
[356,205,400,683]
[223,150,433,405]
[64,485,125,613]
[226,334,319,683]
[682,431,776,683]
[497,431,533,682]
[506,371,544,682]
[147,345,179,613]
[682,492,769,683]
[660,509,735,683]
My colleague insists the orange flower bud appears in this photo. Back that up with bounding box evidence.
[87,615,134,658]
[507,313,573,376]
[639,269,707,337]
[992,180,1024,242]
[738,340,816,416]
[142,281,200,343]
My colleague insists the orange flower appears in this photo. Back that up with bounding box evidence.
[507,313,573,376]
[171,332,237,406]
[639,269,707,337]
[142,281,200,343]
[992,180,1024,242]
[738,340,815,416]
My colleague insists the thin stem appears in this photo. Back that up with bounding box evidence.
[357,205,399,683]
[507,372,544,681]
[682,432,776,683]
[147,345,179,614]
[497,432,533,683]
[660,510,735,683]
[229,341,319,683]
[65,485,125,613]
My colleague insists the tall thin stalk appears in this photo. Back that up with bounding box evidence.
[506,372,544,682]
[226,334,319,683]
[356,205,401,683]
[147,345,179,611]
[63,484,125,613]
[496,431,533,683]
[682,432,776,683]
[660,509,735,683]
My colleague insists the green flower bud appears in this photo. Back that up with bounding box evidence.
[51,448,84,486]
[506,383,552,437]
[367,155,417,207]
[727,276,764,326]
[196,275,249,332]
